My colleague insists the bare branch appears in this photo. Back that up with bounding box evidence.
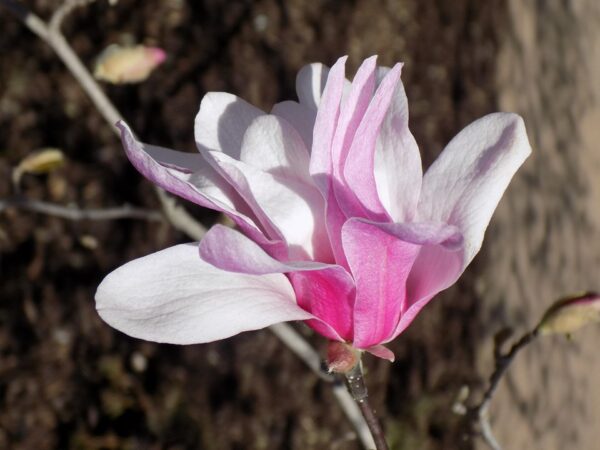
[153,188,206,240]
[49,0,99,34]
[0,197,163,222]
[468,329,538,450]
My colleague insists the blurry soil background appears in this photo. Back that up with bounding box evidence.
[0,0,598,449]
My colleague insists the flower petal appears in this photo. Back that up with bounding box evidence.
[328,56,378,246]
[389,114,531,340]
[208,150,330,261]
[199,225,354,340]
[373,66,422,222]
[309,56,347,196]
[331,55,377,182]
[271,100,316,151]
[296,63,330,110]
[194,92,264,159]
[343,63,403,219]
[238,114,311,181]
[364,344,395,362]
[342,219,455,347]
[418,113,531,267]
[118,121,280,252]
[96,243,312,344]
[391,244,464,339]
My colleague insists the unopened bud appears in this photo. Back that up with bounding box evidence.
[326,341,360,374]
[537,292,600,336]
[13,148,65,186]
[94,44,166,84]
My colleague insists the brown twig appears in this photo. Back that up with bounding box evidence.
[468,329,539,450]
[0,196,163,222]
[345,363,389,450]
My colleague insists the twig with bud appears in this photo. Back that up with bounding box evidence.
[466,292,600,450]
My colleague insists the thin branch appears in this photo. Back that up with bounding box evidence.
[49,0,99,34]
[0,196,163,222]
[345,363,389,450]
[269,323,333,382]
[468,329,539,450]
[153,188,206,240]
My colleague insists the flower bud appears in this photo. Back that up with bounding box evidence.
[94,44,166,84]
[537,292,600,336]
[326,341,360,374]
[13,148,65,186]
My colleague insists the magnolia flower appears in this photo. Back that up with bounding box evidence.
[96,56,531,361]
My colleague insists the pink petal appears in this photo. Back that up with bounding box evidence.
[117,122,280,252]
[289,270,354,341]
[391,245,464,339]
[418,113,531,267]
[328,56,379,239]
[364,344,395,362]
[95,243,312,344]
[342,219,462,347]
[310,56,380,266]
[342,219,421,348]
[324,190,351,268]
[342,63,403,219]
[199,225,354,341]
[309,56,347,196]
[331,56,377,181]
[373,66,422,222]
[194,92,264,159]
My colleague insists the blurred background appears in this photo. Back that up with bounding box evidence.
[1,0,599,449]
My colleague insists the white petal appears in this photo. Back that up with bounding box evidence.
[96,243,311,344]
[296,63,330,110]
[209,151,330,261]
[418,113,531,266]
[118,122,270,246]
[239,114,311,180]
[373,66,423,222]
[271,100,317,151]
[194,92,264,159]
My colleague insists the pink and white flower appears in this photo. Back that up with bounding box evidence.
[96,56,531,360]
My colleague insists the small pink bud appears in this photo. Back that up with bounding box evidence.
[94,44,167,84]
[537,292,600,336]
[326,341,360,374]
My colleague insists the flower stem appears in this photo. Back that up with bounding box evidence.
[345,363,389,450]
